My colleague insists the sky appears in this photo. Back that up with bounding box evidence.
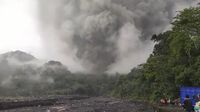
[0,0,43,58]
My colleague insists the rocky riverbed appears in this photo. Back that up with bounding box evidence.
[0,96,156,112]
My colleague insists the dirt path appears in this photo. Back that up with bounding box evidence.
[0,96,155,112]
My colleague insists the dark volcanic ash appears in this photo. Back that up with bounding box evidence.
[38,0,197,74]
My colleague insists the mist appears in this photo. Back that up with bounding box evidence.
[37,0,198,74]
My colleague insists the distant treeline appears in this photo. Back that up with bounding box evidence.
[0,67,119,96]
[0,52,119,97]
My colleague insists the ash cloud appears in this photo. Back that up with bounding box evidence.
[38,0,197,74]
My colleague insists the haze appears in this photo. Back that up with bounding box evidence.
[0,0,43,57]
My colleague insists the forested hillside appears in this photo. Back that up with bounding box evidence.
[113,7,200,101]
[0,51,118,96]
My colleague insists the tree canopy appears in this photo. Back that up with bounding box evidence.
[113,7,200,101]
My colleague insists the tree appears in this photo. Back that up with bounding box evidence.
[113,6,200,101]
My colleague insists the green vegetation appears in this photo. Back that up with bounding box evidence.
[0,69,119,97]
[112,7,200,101]
[0,52,119,97]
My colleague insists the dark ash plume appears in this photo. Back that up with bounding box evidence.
[38,0,197,73]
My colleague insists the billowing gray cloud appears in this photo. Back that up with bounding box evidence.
[38,0,197,74]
